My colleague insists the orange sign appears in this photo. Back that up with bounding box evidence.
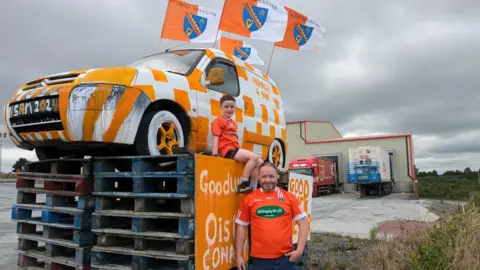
[195,154,249,270]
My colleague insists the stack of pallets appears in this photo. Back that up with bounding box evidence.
[90,155,195,270]
[11,158,95,270]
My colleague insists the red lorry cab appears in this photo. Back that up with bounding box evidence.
[288,157,337,196]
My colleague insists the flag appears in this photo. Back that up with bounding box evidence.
[219,0,288,42]
[160,0,221,43]
[219,35,264,65]
[275,6,325,51]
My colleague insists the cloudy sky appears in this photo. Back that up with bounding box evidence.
[0,0,479,173]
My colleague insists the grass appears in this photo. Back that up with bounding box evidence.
[359,195,480,269]
[419,175,480,201]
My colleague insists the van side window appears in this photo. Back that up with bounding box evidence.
[206,60,240,96]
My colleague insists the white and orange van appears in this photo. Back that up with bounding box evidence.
[3,48,287,168]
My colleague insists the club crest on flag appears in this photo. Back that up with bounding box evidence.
[242,4,269,32]
[183,13,208,39]
[234,46,252,61]
[294,23,314,46]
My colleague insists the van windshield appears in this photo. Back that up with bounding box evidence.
[130,49,205,75]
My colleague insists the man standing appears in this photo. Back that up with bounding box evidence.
[234,162,309,270]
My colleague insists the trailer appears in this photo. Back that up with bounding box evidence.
[347,146,394,197]
[11,152,311,270]
[289,157,338,197]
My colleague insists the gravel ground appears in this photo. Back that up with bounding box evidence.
[307,233,374,270]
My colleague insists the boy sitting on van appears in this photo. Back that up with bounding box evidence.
[211,95,264,193]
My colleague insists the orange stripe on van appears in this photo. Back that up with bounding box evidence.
[262,72,269,81]
[226,54,236,63]
[243,96,254,117]
[174,89,191,112]
[270,125,276,138]
[271,84,280,95]
[149,68,168,82]
[235,108,243,123]
[30,87,46,99]
[61,130,71,141]
[236,65,248,81]
[261,104,268,124]
[244,62,255,72]
[245,126,274,147]
[196,116,209,152]
[83,85,113,141]
[134,85,155,101]
[188,68,207,93]
[50,131,61,140]
[39,132,49,140]
[273,109,279,125]
[281,128,286,142]
[241,127,254,151]
[59,86,73,140]
[103,89,141,142]
[210,99,221,117]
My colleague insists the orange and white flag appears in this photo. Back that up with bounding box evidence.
[275,6,325,52]
[219,35,264,65]
[219,0,288,42]
[160,0,221,43]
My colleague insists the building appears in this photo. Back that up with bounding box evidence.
[285,120,416,193]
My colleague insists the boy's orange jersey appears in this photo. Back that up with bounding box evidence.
[235,187,307,258]
[211,116,240,157]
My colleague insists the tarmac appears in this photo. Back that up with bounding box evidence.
[308,192,456,239]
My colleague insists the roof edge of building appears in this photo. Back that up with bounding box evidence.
[305,133,412,144]
[287,120,343,138]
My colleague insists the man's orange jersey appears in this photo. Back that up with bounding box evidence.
[211,116,240,157]
[235,187,307,258]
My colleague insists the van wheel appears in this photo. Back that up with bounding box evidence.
[135,110,186,156]
[267,139,284,168]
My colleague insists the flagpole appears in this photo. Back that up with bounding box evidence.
[213,0,227,49]
[266,45,276,75]
[158,0,173,49]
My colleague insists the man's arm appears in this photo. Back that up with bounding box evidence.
[295,217,309,254]
[235,224,248,260]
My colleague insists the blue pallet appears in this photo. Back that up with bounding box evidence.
[12,206,92,230]
[92,155,195,196]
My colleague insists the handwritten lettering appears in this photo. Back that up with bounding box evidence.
[200,170,241,196]
[203,212,248,269]
[288,175,313,243]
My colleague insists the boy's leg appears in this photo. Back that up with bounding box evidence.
[233,149,263,192]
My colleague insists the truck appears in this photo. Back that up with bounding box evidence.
[347,146,394,197]
[278,156,339,197]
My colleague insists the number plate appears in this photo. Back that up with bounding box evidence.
[10,97,60,117]
[358,175,368,179]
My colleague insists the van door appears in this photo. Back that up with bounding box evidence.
[196,57,245,153]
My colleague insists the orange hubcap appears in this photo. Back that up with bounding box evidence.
[272,145,281,166]
[157,122,179,155]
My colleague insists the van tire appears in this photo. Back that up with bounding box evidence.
[267,139,284,169]
[135,110,186,156]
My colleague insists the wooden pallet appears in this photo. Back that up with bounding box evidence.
[91,249,194,270]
